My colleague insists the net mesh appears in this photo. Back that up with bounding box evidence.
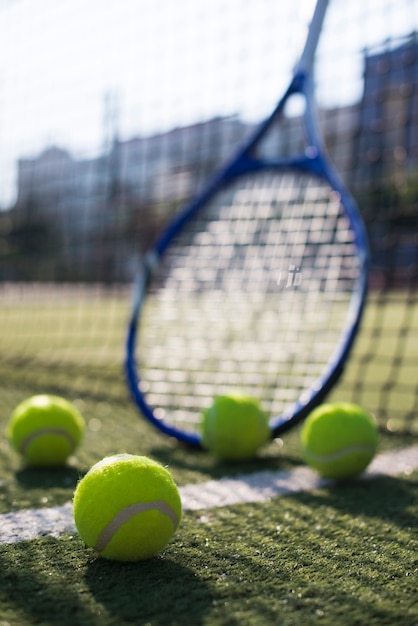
[0,0,417,436]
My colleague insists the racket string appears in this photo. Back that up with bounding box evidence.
[139,170,361,432]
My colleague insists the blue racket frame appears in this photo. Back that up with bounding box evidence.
[125,0,369,446]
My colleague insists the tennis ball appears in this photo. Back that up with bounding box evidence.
[7,394,85,466]
[300,402,378,479]
[73,454,182,561]
[201,393,270,461]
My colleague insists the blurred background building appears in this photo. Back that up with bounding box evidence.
[0,32,417,286]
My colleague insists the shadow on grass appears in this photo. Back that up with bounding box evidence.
[0,537,214,626]
[0,538,97,626]
[14,465,81,490]
[149,441,301,480]
[85,555,214,625]
[295,473,418,529]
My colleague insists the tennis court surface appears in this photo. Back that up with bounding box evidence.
[0,0,417,624]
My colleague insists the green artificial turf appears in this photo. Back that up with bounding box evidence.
[0,286,416,625]
[0,472,416,626]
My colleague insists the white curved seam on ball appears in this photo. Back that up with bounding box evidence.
[19,428,76,454]
[94,500,179,552]
[305,444,376,463]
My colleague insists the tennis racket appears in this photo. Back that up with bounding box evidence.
[125,0,369,446]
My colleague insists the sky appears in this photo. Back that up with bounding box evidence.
[0,0,417,207]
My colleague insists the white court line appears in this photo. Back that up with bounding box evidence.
[0,445,417,546]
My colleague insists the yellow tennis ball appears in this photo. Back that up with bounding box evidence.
[73,454,182,561]
[300,402,378,479]
[201,393,270,461]
[7,394,85,466]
